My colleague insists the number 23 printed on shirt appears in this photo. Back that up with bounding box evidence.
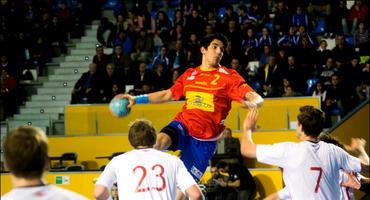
[133,164,166,192]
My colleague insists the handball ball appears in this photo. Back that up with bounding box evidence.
[109,97,131,117]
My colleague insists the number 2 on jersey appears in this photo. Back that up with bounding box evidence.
[133,164,166,193]
[211,74,220,85]
[310,167,323,193]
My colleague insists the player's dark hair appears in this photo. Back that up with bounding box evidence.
[129,119,157,148]
[4,126,48,179]
[199,33,228,49]
[297,106,324,138]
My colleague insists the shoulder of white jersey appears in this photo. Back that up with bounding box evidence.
[52,185,89,199]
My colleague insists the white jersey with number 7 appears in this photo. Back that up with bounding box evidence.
[256,141,361,200]
[96,148,197,200]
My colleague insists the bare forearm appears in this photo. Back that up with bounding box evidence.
[245,91,264,108]
[148,89,173,103]
[94,185,110,200]
[241,129,257,158]
[358,148,369,165]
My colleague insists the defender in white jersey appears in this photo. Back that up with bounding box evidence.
[1,126,88,200]
[94,119,204,200]
[240,106,369,200]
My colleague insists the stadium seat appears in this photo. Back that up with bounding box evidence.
[313,18,325,34]
[306,78,319,95]
[65,164,85,171]
[345,36,354,45]
[218,7,226,18]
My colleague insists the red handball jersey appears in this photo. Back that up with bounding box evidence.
[170,66,253,140]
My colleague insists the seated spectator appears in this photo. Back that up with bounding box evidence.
[312,81,327,104]
[259,45,272,67]
[184,9,205,37]
[153,63,170,91]
[283,85,303,97]
[169,24,184,43]
[282,55,303,93]
[71,63,101,104]
[296,25,315,46]
[172,9,185,27]
[238,5,257,31]
[241,28,259,63]
[332,34,355,64]
[332,0,350,36]
[348,0,369,34]
[325,74,350,117]
[131,28,153,63]
[168,40,186,72]
[127,8,144,32]
[151,45,169,70]
[315,40,332,66]
[49,16,67,56]
[258,55,283,97]
[133,62,154,90]
[0,69,17,120]
[111,45,131,76]
[113,14,125,37]
[101,63,123,103]
[291,6,309,28]
[154,11,171,42]
[114,31,133,54]
[354,22,369,54]
[277,26,299,48]
[97,17,114,47]
[93,46,110,74]
[258,27,274,48]
[320,57,336,85]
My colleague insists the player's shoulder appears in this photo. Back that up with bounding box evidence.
[218,66,239,76]
[51,185,89,199]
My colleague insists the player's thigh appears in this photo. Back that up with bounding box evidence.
[180,139,217,181]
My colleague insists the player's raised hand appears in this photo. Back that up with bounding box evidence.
[242,92,264,109]
[350,138,366,152]
[243,109,259,132]
[114,93,136,108]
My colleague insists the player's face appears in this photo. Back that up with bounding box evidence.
[296,123,303,140]
[202,39,224,67]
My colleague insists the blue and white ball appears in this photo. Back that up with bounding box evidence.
[109,97,131,117]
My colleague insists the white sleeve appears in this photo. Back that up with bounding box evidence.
[176,159,197,193]
[256,142,293,167]
[278,187,291,200]
[95,158,117,190]
[336,147,362,173]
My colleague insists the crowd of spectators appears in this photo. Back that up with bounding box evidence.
[0,0,369,127]
[0,0,100,120]
[77,0,369,127]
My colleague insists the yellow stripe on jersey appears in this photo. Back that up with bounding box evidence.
[186,91,215,112]
[184,85,224,91]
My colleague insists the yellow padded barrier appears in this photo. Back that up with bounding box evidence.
[1,169,282,199]
[47,131,297,170]
[65,97,320,135]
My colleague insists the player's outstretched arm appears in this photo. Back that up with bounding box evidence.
[94,184,110,200]
[240,109,258,158]
[243,91,264,109]
[185,184,205,200]
[113,89,174,107]
[350,138,369,165]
